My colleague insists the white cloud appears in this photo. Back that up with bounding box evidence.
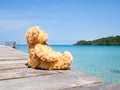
[0,19,36,30]
[0,10,38,30]
[0,10,60,31]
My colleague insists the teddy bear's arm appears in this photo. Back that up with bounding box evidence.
[35,44,59,62]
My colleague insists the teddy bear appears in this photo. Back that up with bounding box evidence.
[26,26,73,70]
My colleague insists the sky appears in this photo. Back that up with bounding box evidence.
[0,0,120,45]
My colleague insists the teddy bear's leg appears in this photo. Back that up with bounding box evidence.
[42,51,73,70]
[27,45,39,68]
[28,57,41,69]
[59,51,73,69]
[63,51,73,63]
[27,49,41,69]
[34,43,73,70]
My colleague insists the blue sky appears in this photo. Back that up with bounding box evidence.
[0,0,120,45]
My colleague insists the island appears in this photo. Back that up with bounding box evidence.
[75,36,120,46]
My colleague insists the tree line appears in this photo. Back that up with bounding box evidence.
[75,36,120,46]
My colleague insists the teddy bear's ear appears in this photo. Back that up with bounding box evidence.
[28,26,40,31]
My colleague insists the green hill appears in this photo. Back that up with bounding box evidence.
[75,36,120,46]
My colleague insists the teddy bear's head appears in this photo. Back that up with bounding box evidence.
[26,26,48,45]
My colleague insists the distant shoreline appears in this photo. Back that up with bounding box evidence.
[75,36,120,46]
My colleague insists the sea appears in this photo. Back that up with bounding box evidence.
[16,45,120,84]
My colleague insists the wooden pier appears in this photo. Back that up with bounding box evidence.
[0,45,120,90]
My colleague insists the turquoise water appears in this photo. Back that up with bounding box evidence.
[16,45,120,84]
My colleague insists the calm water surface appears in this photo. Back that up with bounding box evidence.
[16,45,120,84]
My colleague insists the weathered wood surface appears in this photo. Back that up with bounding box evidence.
[0,71,102,90]
[65,83,120,90]
[0,45,119,90]
[0,60,27,70]
[0,46,28,61]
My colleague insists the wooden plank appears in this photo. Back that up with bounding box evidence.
[0,46,28,54]
[0,46,16,51]
[0,46,28,69]
[0,60,27,70]
[0,51,28,54]
[0,68,62,81]
[0,60,26,65]
[0,45,103,90]
[0,52,28,57]
[0,51,28,57]
[0,71,101,90]
[0,57,28,61]
[66,83,120,90]
[0,46,28,61]
[0,54,28,57]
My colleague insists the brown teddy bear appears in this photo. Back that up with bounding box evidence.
[26,26,73,70]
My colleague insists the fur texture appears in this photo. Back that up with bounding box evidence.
[26,26,73,70]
